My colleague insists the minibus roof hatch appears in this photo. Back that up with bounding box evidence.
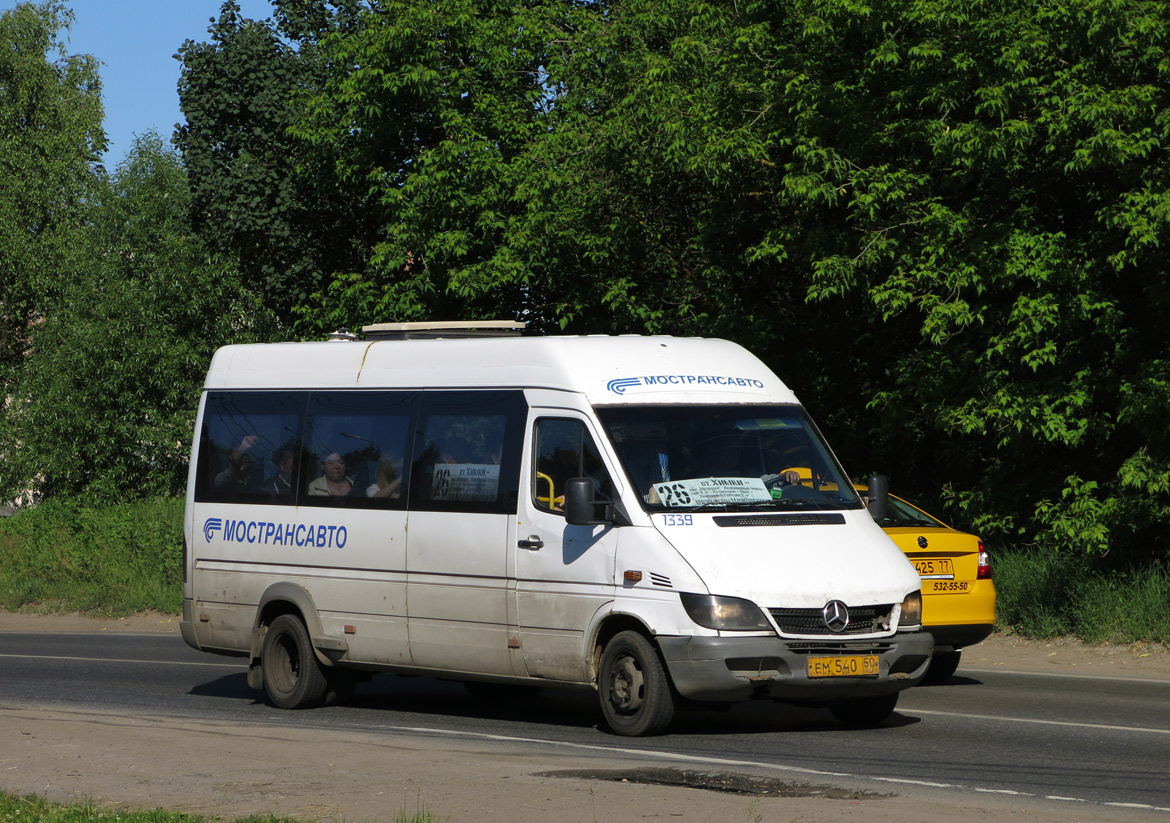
[362,320,527,340]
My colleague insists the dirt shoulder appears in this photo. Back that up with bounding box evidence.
[0,610,182,635]
[2,612,1169,823]
[960,631,1170,679]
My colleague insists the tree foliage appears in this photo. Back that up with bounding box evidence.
[0,1,104,372]
[0,4,280,508]
[175,0,377,321]
[0,0,1161,611]
[173,0,1170,564]
[757,0,1170,560]
[0,132,279,504]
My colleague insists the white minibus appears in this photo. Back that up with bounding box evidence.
[181,322,932,736]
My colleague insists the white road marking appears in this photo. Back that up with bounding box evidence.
[0,653,237,667]
[962,666,1170,686]
[361,722,1170,813]
[906,707,1170,735]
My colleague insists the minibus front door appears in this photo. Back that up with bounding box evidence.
[513,413,620,683]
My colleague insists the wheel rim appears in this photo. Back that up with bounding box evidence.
[608,652,645,714]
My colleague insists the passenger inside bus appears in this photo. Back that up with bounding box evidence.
[214,434,260,492]
[307,452,355,496]
[366,455,402,499]
[266,444,296,496]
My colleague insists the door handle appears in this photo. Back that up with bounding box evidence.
[518,535,544,550]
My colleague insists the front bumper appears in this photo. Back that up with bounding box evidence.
[657,631,934,703]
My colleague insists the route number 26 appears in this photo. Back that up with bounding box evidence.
[656,483,692,506]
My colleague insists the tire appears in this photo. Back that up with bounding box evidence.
[829,693,899,728]
[261,614,329,709]
[598,630,675,737]
[922,650,962,685]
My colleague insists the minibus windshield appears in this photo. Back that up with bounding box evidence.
[597,405,863,513]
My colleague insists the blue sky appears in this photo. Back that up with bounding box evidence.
[22,0,277,164]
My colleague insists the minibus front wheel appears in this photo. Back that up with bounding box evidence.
[262,614,329,709]
[598,630,675,736]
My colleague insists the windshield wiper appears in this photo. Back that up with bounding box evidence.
[651,499,860,514]
[649,504,729,514]
[720,498,856,513]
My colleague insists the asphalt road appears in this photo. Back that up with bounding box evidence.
[2,632,1169,811]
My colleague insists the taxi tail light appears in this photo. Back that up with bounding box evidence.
[976,541,992,580]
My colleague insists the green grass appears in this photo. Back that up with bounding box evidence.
[0,497,183,616]
[2,496,1170,646]
[0,791,436,823]
[993,548,1170,643]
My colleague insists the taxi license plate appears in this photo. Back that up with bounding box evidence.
[913,558,954,578]
[807,655,880,678]
[924,579,970,594]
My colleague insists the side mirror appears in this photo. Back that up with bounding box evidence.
[565,477,611,526]
[867,474,889,522]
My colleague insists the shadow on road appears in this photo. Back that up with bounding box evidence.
[187,669,924,737]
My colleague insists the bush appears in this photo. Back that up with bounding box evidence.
[0,497,183,615]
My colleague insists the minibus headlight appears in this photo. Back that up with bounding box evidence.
[680,593,772,631]
[898,591,922,629]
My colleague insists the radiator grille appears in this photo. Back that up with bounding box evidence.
[769,604,894,636]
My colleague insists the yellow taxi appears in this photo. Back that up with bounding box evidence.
[857,485,996,684]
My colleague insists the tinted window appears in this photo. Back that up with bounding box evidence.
[533,419,615,514]
[194,392,307,504]
[410,391,526,514]
[879,496,945,528]
[196,389,526,512]
[302,391,416,509]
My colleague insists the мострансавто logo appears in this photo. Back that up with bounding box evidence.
[606,375,767,395]
[202,517,347,548]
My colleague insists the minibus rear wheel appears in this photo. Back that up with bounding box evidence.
[598,630,675,736]
[262,614,329,709]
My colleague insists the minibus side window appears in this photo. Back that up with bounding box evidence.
[194,391,307,505]
[301,391,417,509]
[533,418,614,514]
[410,391,526,514]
